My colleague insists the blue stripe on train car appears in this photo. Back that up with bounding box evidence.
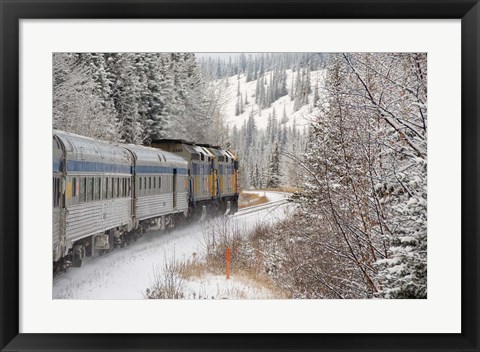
[66,160,132,174]
[136,165,173,174]
[136,166,189,174]
[53,160,62,172]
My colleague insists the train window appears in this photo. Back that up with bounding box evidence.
[110,177,114,198]
[149,177,152,190]
[123,178,127,197]
[158,177,162,190]
[153,177,156,189]
[87,178,93,202]
[144,177,147,191]
[139,177,142,191]
[104,178,108,199]
[117,178,120,197]
[94,178,101,200]
[72,177,77,197]
[79,177,86,203]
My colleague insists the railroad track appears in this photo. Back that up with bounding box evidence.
[233,198,289,217]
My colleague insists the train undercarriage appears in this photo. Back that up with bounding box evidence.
[54,196,239,274]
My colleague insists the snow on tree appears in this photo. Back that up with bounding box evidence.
[280,102,288,124]
[54,52,215,146]
[294,53,427,298]
[266,143,281,188]
[53,53,120,142]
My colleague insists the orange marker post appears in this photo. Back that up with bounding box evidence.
[226,246,231,280]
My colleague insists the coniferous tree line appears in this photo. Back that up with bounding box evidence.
[53,52,215,145]
[198,52,328,81]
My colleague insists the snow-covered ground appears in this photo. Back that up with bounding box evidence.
[53,191,293,299]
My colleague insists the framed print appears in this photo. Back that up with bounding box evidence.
[1,0,479,351]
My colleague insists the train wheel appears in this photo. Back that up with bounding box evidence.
[71,245,86,267]
[72,254,83,267]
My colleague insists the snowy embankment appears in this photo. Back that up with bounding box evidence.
[53,191,293,299]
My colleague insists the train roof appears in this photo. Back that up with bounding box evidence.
[150,138,192,145]
[196,145,215,158]
[53,130,132,166]
[124,144,187,169]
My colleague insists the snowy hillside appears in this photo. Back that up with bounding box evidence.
[222,69,325,131]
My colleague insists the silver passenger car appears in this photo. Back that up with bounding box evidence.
[53,130,134,266]
[125,145,189,229]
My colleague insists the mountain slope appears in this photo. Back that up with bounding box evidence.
[222,69,325,131]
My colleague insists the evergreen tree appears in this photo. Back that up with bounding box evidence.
[108,53,145,143]
[293,71,303,111]
[235,96,241,116]
[313,80,319,107]
[245,108,257,148]
[266,143,280,188]
[290,73,295,101]
[281,102,288,124]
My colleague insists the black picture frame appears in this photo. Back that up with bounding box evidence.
[1,1,478,351]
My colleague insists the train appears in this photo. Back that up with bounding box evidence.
[53,130,239,271]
